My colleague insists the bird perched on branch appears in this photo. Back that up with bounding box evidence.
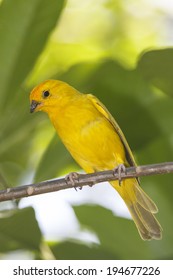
[30,80,162,240]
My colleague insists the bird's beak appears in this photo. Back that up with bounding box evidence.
[30,100,41,113]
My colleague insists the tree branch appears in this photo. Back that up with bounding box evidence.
[0,162,173,202]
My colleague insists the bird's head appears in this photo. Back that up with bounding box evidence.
[30,79,79,114]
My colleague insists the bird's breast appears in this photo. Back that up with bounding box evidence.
[49,102,126,170]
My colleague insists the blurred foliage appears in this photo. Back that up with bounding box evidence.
[138,48,173,97]
[0,0,173,260]
[0,207,42,253]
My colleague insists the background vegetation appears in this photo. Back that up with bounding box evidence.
[0,0,173,259]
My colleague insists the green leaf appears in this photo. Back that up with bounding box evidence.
[73,204,153,259]
[0,87,38,186]
[50,241,116,260]
[0,0,65,185]
[0,207,42,253]
[0,0,65,109]
[137,48,173,96]
[147,97,173,137]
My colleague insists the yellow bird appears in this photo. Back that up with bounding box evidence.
[30,80,162,240]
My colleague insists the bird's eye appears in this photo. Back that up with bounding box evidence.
[42,90,50,98]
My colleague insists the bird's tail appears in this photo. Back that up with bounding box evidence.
[111,179,162,240]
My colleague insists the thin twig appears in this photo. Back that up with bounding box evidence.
[0,162,173,202]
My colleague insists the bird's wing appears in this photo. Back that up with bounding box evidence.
[87,94,137,168]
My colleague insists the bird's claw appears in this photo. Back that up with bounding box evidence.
[65,172,82,191]
[113,164,126,186]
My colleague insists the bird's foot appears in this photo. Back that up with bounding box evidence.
[113,164,126,186]
[65,172,82,191]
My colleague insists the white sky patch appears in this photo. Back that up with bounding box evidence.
[19,181,130,242]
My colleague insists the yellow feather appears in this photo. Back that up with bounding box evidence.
[30,79,162,240]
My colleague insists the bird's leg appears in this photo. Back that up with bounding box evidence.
[113,164,126,186]
[65,172,82,191]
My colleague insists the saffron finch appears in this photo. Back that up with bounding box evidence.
[30,80,162,240]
